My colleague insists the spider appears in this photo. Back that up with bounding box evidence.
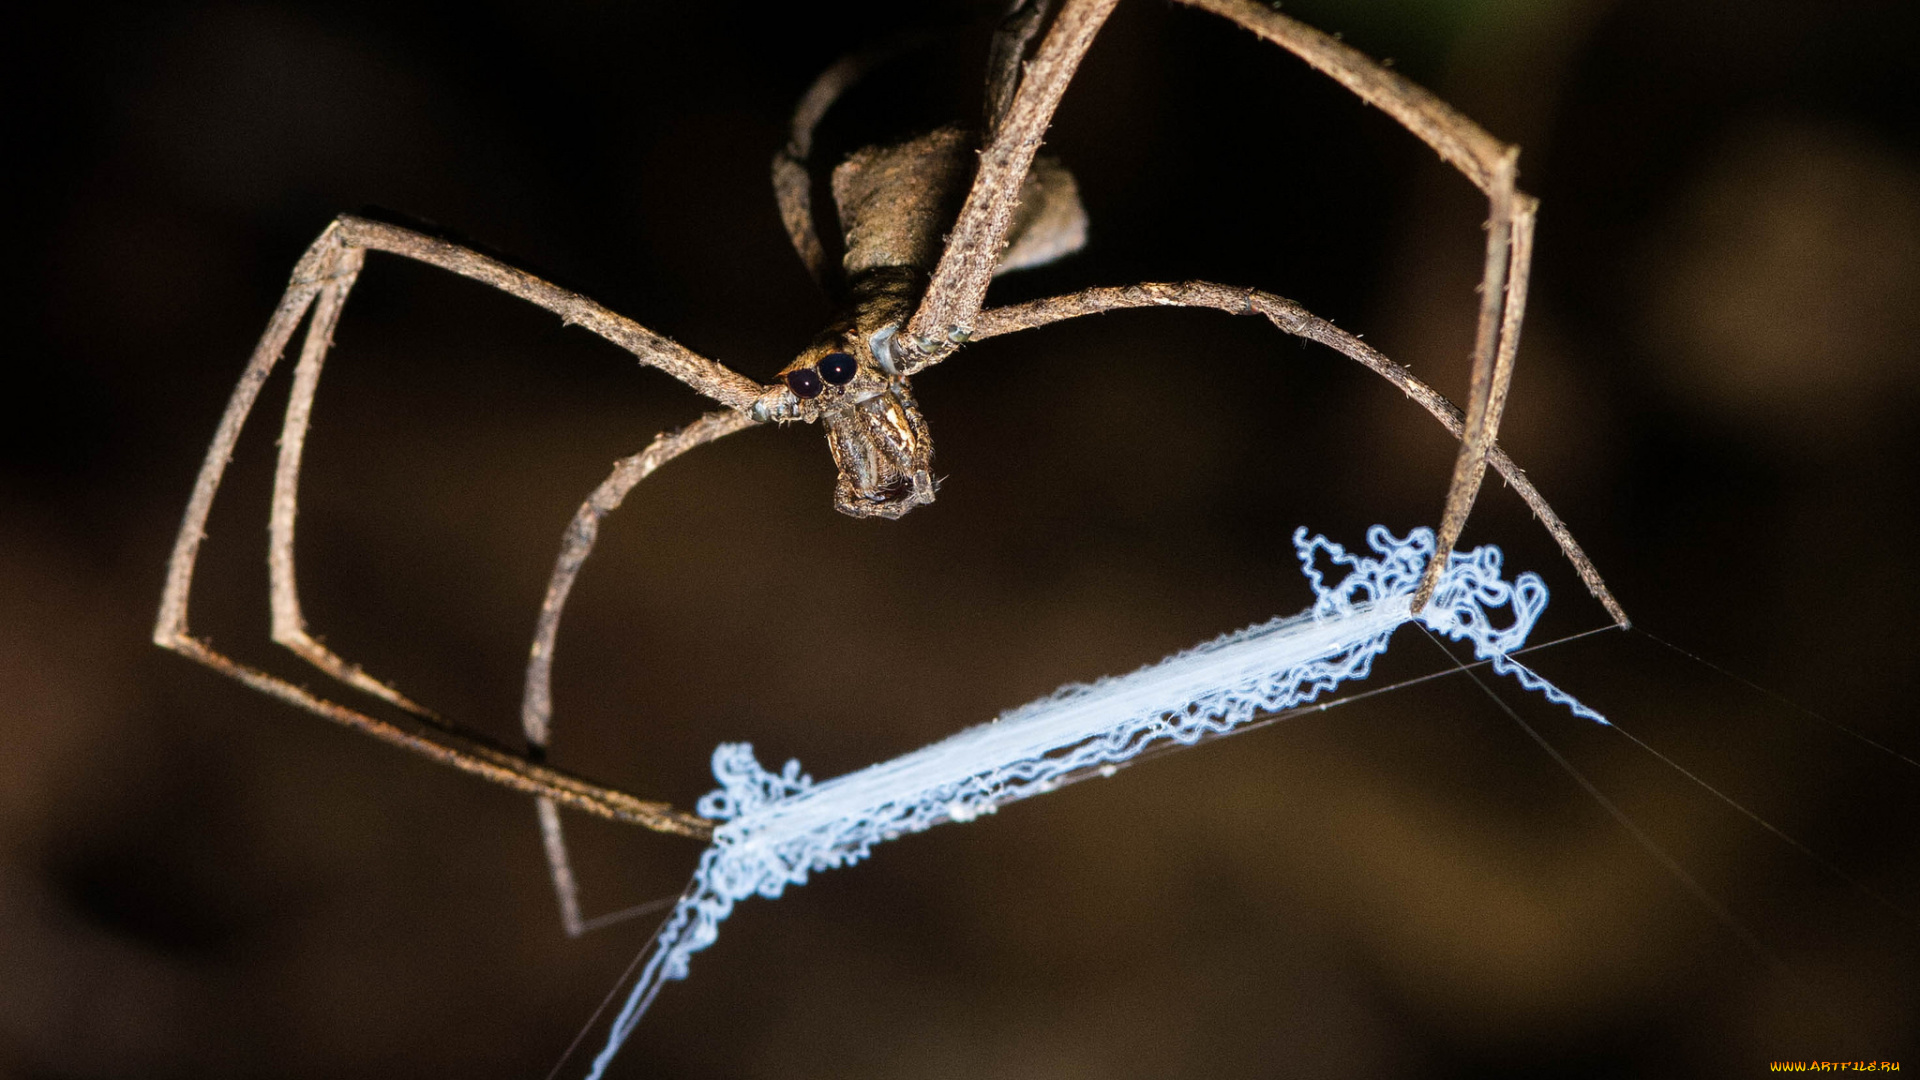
[154,0,1627,940]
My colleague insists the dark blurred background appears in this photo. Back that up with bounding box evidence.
[4,0,1917,1076]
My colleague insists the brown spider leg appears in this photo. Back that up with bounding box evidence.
[773,52,863,287]
[269,216,770,716]
[1433,191,1536,602]
[332,215,765,411]
[272,217,765,723]
[773,34,935,289]
[985,0,1056,135]
[902,0,1120,363]
[969,281,1629,627]
[520,410,756,935]
[156,214,772,837]
[266,239,438,719]
[1484,199,1537,453]
[1168,0,1537,611]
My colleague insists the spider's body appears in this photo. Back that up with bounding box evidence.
[760,125,1088,518]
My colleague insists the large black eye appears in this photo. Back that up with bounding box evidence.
[785,367,824,399]
[818,351,857,385]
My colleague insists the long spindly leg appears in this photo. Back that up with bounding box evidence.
[1169,0,1537,610]
[266,241,437,718]
[1435,193,1537,601]
[333,216,767,411]
[969,281,1629,627]
[267,214,772,721]
[774,50,875,288]
[264,216,769,716]
[984,0,1056,135]
[903,0,1120,359]
[772,33,938,289]
[911,0,1543,609]
[519,410,756,935]
[156,215,772,837]
[772,51,864,287]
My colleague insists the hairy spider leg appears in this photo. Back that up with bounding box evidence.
[966,281,1624,625]
[156,214,768,837]
[901,0,1119,355]
[521,411,755,935]
[1172,0,1545,615]
[265,229,438,719]
[888,0,1598,622]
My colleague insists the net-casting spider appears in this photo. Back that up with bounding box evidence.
[154,0,1627,937]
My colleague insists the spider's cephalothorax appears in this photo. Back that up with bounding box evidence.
[755,126,1088,519]
[772,330,937,520]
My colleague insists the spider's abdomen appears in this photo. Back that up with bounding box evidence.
[832,128,1087,285]
[834,128,977,278]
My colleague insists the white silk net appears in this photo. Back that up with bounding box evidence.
[583,526,1603,1078]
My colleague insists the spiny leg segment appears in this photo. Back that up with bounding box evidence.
[900,0,1120,357]
[896,0,1590,622]
[521,410,756,935]
[154,215,768,839]
[1172,0,1544,614]
[969,281,1625,625]
[266,235,439,719]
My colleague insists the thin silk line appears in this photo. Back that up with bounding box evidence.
[1408,620,1902,923]
[1415,623,1772,958]
[576,894,682,936]
[1416,626,1881,1060]
[580,526,1607,1079]
[1634,626,1920,773]
[546,880,697,1080]
[1599,720,1913,925]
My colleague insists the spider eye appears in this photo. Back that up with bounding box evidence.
[818,351,857,385]
[786,368,824,399]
